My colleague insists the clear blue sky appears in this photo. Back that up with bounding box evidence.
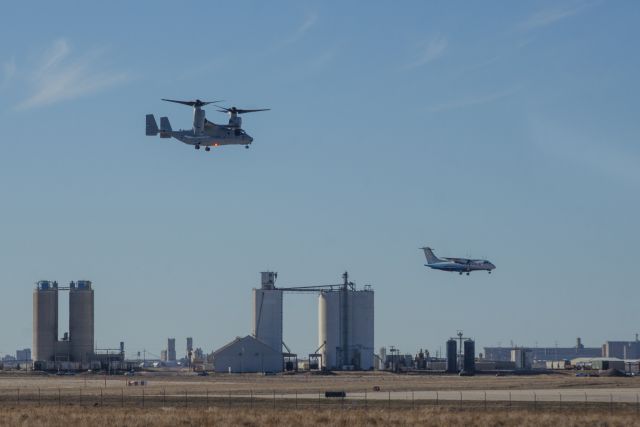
[1,1,639,359]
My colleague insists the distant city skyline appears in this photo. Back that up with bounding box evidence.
[1,1,639,358]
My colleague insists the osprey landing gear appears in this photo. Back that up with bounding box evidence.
[195,144,200,150]
[245,145,249,149]
[205,146,210,152]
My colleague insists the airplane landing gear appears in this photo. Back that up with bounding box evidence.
[195,144,200,150]
[488,271,492,274]
[245,145,249,149]
[205,146,210,152]
[466,272,470,276]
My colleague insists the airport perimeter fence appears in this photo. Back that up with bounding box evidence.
[0,387,640,414]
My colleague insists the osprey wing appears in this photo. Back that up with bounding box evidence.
[204,119,219,129]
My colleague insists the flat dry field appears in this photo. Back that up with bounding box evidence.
[1,372,640,426]
[1,370,639,392]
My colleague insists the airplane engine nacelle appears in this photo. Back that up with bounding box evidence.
[228,115,242,128]
[193,109,206,134]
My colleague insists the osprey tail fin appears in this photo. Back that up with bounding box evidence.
[159,117,173,138]
[145,114,159,136]
[160,117,172,132]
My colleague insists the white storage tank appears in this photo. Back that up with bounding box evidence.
[318,287,374,370]
[253,272,283,353]
[511,348,533,370]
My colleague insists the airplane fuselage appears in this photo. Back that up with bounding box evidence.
[165,126,253,147]
[425,261,494,274]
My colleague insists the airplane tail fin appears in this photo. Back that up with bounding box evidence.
[421,247,442,264]
[145,114,159,136]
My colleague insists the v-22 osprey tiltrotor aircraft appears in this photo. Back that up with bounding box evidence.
[146,98,269,151]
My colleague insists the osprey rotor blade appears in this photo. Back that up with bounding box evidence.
[236,108,270,114]
[162,99,196,106]
[162,99,223,108]
[216,106,270,114]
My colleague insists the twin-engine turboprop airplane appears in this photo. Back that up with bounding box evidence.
[420,247,495,275]
[146,98,269,151]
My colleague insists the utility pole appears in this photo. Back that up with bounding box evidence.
[457,331,464,371]
[341,272,349,368]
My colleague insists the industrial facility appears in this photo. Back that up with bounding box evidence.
[602,336,640,359]
[483,337,602,362]
[212,271,374,373]
[375,331,640,376]
[482,336,640,362]
[26,277,640,377]
[32,280,127,371]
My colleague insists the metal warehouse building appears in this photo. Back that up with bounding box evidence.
[212,335,282,373]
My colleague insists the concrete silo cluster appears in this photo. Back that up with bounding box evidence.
[32,280,125,371]
[33,280,94,366]
[213,271,374,373]
[446,332,476,375]
[318,285,374,370]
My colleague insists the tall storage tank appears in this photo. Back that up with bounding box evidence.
[351,290,374,369]
[446,339,457,373]
[318,288,374,370]
[463,339,475,374]
[69,280,94,363]
[33,281,59,362]
[511,348,532,370]
[253,272,283,353]
[167,338,177,361]
[318,291,339,369]
[186,337,193,358]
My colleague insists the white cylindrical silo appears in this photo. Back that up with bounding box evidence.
[318,288,374,370]
[350,290,374,370]
[318,291,341,369]
[253,287,283,353]
[69,280,94,363]
[33,281,59,362]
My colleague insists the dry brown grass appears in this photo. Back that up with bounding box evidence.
[0,406,638,426]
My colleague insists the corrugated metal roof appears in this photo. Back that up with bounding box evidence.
[212,335,280,358]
